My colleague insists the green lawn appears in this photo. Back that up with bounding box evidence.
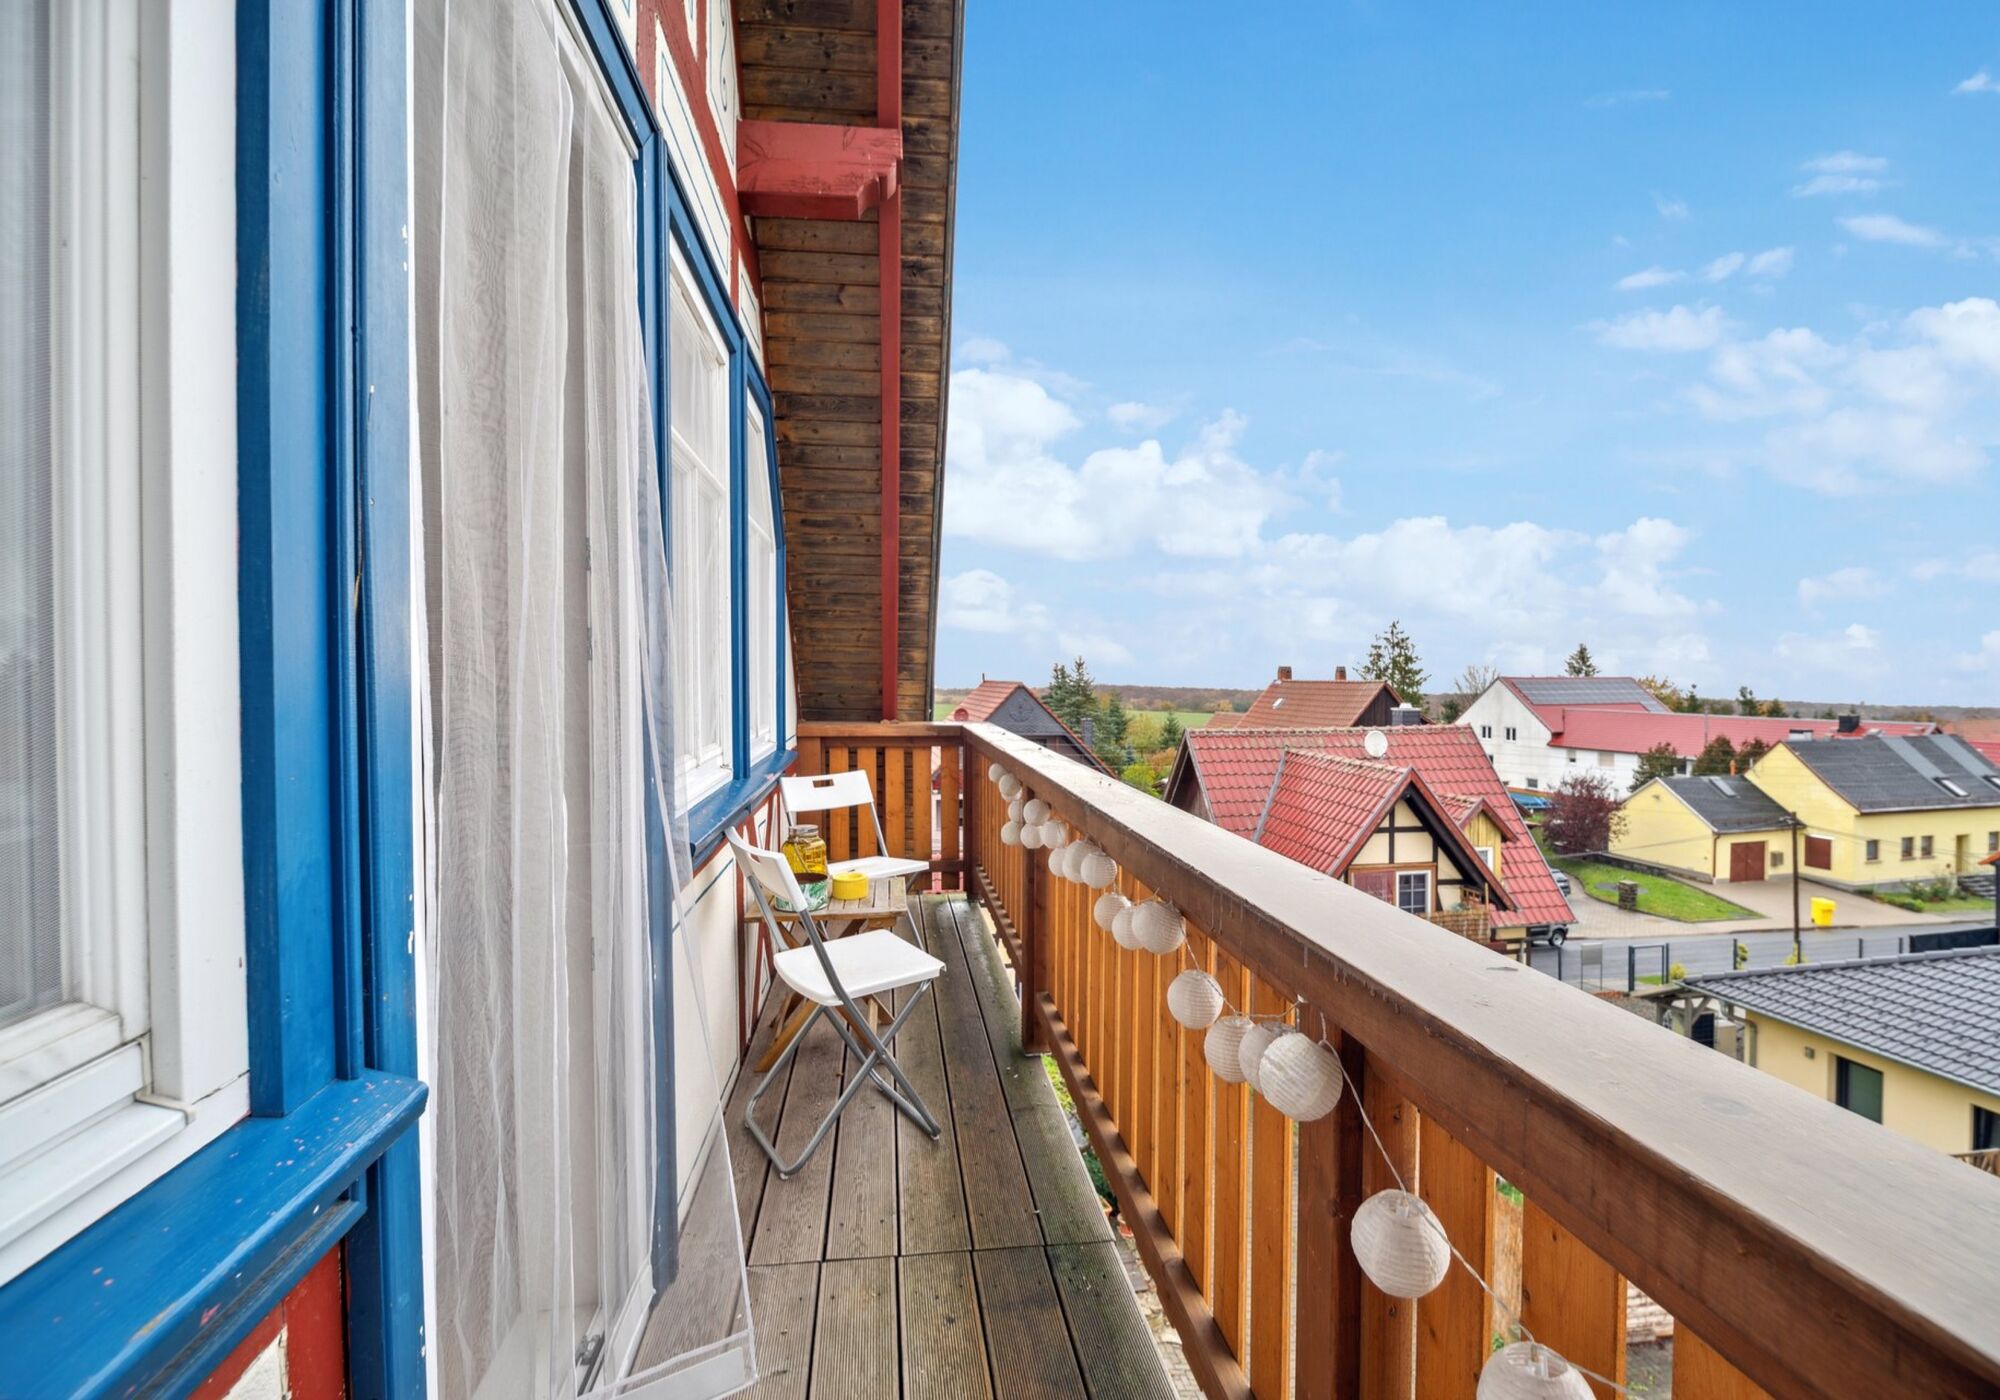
[1542,850,1761,922]
[1868,891,1996,915]
[934,699,1222,737]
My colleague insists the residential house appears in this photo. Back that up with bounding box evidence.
[1252,751,1516,935]
[1458,675,1935,795]
[948,679,1112,772]
[0,0,966,1394]
[1944,717,2000,766]
[1684,949,2000,1160]
[1745,735,2000,890]
[1612,775,1799,883]
[1235,663,1402,728]
[1164,725,1574,944]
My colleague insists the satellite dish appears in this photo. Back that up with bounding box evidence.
[1363,728,1389,759]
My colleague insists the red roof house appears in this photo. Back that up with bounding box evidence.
[949,679,1110,772]
[1236,664,1400,729]
[1165,725,1573,932]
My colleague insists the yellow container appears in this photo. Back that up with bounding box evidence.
[1811,896,1835,927]
[781,825,828,881]
[830,870,870,902]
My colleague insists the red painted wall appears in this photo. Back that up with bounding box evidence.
[190,1247,346,1400]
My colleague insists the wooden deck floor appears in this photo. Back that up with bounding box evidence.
[727,893,1174,1400]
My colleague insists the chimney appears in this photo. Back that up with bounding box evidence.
[1276,665,1293,682]
[1082,715,1096,747]
[1837,713,1860,734]
[1335,665,1347,681]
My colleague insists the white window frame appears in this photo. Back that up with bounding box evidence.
[668,244,734,802]
[0,0,249,1286]
[1395,870,1431,917]
[745,396,777,760]
[1475,845,1496,870]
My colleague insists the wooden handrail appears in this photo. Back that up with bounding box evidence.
[954,722,2000,1399]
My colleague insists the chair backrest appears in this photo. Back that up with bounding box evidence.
[781,769,877,816]
[727,830,845,988]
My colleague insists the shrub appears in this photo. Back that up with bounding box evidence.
[1543,772,1627,855]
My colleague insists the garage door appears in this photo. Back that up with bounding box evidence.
[1805,836,1832,871]
[1729,841,1766,882]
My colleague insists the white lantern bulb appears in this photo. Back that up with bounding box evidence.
[1259,1032,1344,1121]
[1477,1343,1593,1399]
[1022,797,1051,827]
[999,774,1022,801]
[987,761,1005,782]
[1132,899,1186,955]
[1110,904,1140,949]
[1042,819,1069,849]
[1237,1021,1285,1092]
[1094,892,1130,932]
[1000,820,1022,846]
[1166,970,1225,1029]
[1352,1189,1451,1300]
[1020,822,1045,850]
[1080,850,1117,890]
[1204,1015,1254,1083]
[1007,797,1025,822]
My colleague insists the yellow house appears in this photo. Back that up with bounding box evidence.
[1612,774,1797,882]
[1615,734,2000,890]
[1686,949,2000,1159]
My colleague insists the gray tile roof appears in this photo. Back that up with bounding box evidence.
[1686,947,2000,1096]
[1660,775,1794,831]
[1784,734,2000,812]
[1509,676,1670,711]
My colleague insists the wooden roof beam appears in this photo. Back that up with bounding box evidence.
[738,119,902,221]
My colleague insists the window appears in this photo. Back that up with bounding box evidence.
[1526,777,1539,791]
[1475,845,1497,870]
[1597,751,1615,767]
[1480,724,1492,738]
[1834,1057,1884,1124]
[0,1,248,1282]
[1936,777,1968,798]
[1921,835,1935,859]
[746,396,777,758]
[1866,839,1880,863]
[1988,831,1998,854]
[1804,836,1832,871]
[1566,750,1578,763]
[1975,1106,2000,1153]
[1901,836,1916,860]
[1504,726,1518,741]
[1396,870,1432,916]
[670,247,734,799]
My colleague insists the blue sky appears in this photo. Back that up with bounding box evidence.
[932,4,2000,705]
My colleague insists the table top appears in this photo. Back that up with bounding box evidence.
[773,877,909,922]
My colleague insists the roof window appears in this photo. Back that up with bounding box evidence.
[1936,777,1968,798]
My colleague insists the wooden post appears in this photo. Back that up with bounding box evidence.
[875,0,902,720]
[1520,1198,1626,1393]
[1676,1328,1772,1400]
[1297,1029,1365,1400]
[1416,1118,1494,1399]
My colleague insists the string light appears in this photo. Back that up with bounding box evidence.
[1080,849,1118,889]
[1258,1030,1342,1120]
[1111,904,1138,947]
[987,761,1005,782]
[1023,797,1051,827]
[1351,1190,1450,1299]
[998,774,1022,801]
[1000,819,1022,846]
[1020,822,1045,850]
[1203,1014,1254,1083]
[1478,1343,1593,1399]
[1132,899,1186,955]
[1094,892,1131,933]
[1007,797,1025,823]
[1237,1021,1285,1092]
[1042,819,1070,849]
[1165,969,1225,1029]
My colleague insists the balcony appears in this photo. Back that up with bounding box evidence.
[750,721,2000,1398]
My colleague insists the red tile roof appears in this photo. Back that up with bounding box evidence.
[1945,718,2000,744]
[1239,677,1397,728]
[1204,711,1247,730]
[1969,739,2000,767]
[1542,707,1934,759]
[1175,726,1571,928]
[951,679,1028,722]
[1253,753,1406,872]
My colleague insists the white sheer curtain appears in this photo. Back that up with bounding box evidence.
[414,0,753,1395]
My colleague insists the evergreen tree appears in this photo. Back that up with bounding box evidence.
[1361,620,1428,709]
[1160,713,1185,750]
[1044,656,1096,733]
[1736,685,1761,717]
[1692,735,1738,775]
[1440,696,1463,722]
[1633,742,1682,790]
[1564,643,1598,677]
[1094,693,1132,769]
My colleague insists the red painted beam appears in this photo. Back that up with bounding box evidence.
[878,0,903,720]
[737,119,901,221]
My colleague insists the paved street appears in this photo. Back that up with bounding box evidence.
[1554,872,1985,939]
[1529,921,1995,986]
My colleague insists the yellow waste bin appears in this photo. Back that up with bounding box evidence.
[1810,896,1835,927]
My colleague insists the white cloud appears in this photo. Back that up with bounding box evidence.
[943,368,1283,561]
[1586,88,1669,107]
[1107,400,1176,433]
[1746,246,1795,279]
[1297,449,1344,512]
[1791,151,1889,197]
[1591,304,1730,351]
[1904,296,2000,376]
[1700,252,1746,282]
[1840,213,1946,248]
[1914,552,2000,584]
[1954,70,1999,94]
[1056,632,1133,667]
[1955,631,2000,673]
[1797,566,1885,610]
[1775,623,1884,677]
[958,335,1012,365]
[1653,193,1690,221]
[1616,265,1683,291]
[939,568,1048,634]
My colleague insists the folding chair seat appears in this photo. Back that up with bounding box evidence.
[780,771,929,884]
[729,833,944,1180]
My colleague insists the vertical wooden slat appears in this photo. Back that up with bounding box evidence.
[854,746,880,856]
[1210,947,1251,1358]
[1675,1328,1772,1399]
[1360,1078,1419,1400]
[1180,927,1214,1295]
[1020,814,1043,1052]
[953,743,971,895]
[1130,916,1157,1197]
[1247,978,1295,1399]
[1520,1198,1626,1393]
[1296,1027,1364,1400]
[1416,1118,1494,1400]
[937,743,959,884]
[885,745,909,859]
[823,746,853,865]
[1154,909,1183,1239]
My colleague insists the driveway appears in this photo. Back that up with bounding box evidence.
[1559,875,1975,939]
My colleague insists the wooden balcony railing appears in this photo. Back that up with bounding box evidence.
[792,721,2000,1399]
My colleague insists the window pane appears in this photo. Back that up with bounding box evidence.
[1,0,65,1031]
[745,398,774,752]
[667,255,732,795]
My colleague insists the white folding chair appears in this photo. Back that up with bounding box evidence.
[780,769,930,884]
[729,833,944,1179]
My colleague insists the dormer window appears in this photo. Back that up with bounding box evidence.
[1936,777,1968,798]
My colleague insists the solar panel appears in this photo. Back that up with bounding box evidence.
[1513,677,1660,708]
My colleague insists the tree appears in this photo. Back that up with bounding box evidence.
[1361,620,1428,708]
[1044,656,1096,734]
[1692,735,1738,775]
[1763,696,1787,717]
[1160,713,1185,750]
[1544,772,1625,855]
[1736,737,1771,771]
[1439,696,1463,723]
[1636,675,1686,711]
[1633,742,1682,790]
[1736,686,1761,717]
[1453,662,1499,699]
[1564,643,1598,677]
[1094,692,1132,769]
[1121,761,1160,796]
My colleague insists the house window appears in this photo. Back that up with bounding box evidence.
[1988,831,1998,854]
[670,246,734,799]
[1480,724,1492,739]
[1865,839,1880,863]
[1504,726,1518,741]
[1901,836,1916,860]
[1526,777,1539,790]
[746,396,777,757]
[1975,1106,2000,1153]
[1920,835,1935,859]
[1804,836,1832,871]
[0,2,249,1281]
[1597,751,1615,766]
[1396,870,1432,916]
[1566,750,1578,763]
[1834,1057,1884,1124]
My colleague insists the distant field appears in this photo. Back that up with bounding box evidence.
[934,700,1221,737]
